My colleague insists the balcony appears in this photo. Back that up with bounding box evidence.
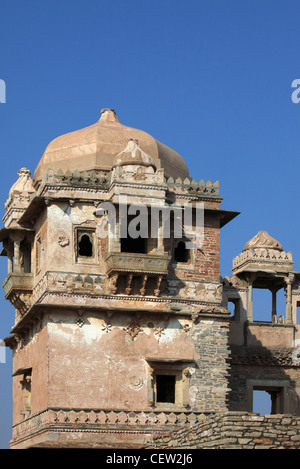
[2,272,34,315]
[2,272,34,297]
[105,252,171,276]
[105,251,171,296]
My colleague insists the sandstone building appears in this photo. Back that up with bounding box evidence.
[1,109,300,449]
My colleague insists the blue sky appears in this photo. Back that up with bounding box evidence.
[0,0,300,448]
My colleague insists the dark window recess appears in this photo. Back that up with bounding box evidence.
[121,236,147,254]
[78,234,93,257]
[156,375,176,403]
[174,241,189,263]
[20,239,32,273]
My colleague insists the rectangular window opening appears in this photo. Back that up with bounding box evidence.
[252,390,272,415]
[252,386,284,414]
[156,374,176,403]
[297,304,300,324]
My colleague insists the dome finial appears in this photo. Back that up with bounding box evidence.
[99,108,119,124]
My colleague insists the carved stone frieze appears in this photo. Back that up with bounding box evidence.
[32,271,106,303]
[123,320,141,340]
[10,407,206,447]
[179,281,223,302]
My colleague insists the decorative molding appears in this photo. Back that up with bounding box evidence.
[123,320,141,340]
[233,247,293,274]
[11,407,208,445]
[38,168,221,202]
[58,235,70,247]
[101,322,112,333]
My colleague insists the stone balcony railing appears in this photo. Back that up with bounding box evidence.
[105,251,171,276]
[2,272,34,317]
[232,247,293,274]
[11,407,207,448]
[2,272,34,297]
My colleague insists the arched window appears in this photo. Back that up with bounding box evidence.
[174,240,189,263]
[78,233,93,257]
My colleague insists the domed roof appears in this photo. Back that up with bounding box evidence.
[33,109,189,183]
[243,230,284,252]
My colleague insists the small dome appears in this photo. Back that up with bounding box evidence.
[9,168,35,195]
[243,231,284,252]
[113,139,156,169]
[33,109,189,182]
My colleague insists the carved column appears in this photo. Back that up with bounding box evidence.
[14,240,21,272]
[157,213,164,253]
[154,275,163,297]
[247,273,256,322]
[7,249,13,274]
[140,274,148,296]
[109,273,119,294]
[247,281,253,322]
[125,273,133,295]
[271,288,277,322]
[113,217,121,253]
[285,274,295,324]
[10,232,25,273]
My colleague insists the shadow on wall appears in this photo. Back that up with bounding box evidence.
[227,323,300,416]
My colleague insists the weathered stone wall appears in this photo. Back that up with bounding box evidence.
[44,310,230,413]
[149,412,300,449]
[12,326,48,425]
[228,345,300,414]
[189,318,230,412]
[47,310,196,410]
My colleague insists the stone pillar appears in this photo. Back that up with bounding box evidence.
[7,249,13,274]
[157,217,164,253]
[247,281,253,322]
[10,232,25,273]
[14,240,21,273]
[114,217,121,252]
[271,289,277,322]
[285,274,295,324]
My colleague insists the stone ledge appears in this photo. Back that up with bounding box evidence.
[11,407,210,449]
